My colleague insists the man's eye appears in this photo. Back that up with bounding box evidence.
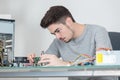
[56,29,60,33]
[52,28,62,35]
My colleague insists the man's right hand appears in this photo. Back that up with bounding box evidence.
[27,53,36,64]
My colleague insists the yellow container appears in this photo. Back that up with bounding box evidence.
[96,53,103,63]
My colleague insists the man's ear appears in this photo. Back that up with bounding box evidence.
[65,17,73,26]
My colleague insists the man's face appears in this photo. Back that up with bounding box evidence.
[48,23,74,43]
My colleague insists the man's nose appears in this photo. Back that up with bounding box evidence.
[55,33,61,39]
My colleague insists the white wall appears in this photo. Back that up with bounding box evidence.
[0,0,120,56]
[0,0,120,80]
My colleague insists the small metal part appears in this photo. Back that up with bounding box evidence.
[40,51,45,66]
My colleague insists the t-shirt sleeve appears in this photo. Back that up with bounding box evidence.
[45,39,61,57]
[95,26,112,50]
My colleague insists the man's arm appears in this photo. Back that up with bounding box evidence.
[95,26,112,51]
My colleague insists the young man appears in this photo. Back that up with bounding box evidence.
[29,6,117,80]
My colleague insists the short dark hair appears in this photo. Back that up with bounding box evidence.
[40,5,75,28]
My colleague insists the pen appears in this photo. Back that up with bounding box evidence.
[41,51,45,55]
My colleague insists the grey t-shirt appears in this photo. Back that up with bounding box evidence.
[45,24,112,62]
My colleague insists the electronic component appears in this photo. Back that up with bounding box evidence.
[96,50,120,65]
[72,54,95,66]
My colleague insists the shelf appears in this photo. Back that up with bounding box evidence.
[5,39,12,42]
[5,45,12,48]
